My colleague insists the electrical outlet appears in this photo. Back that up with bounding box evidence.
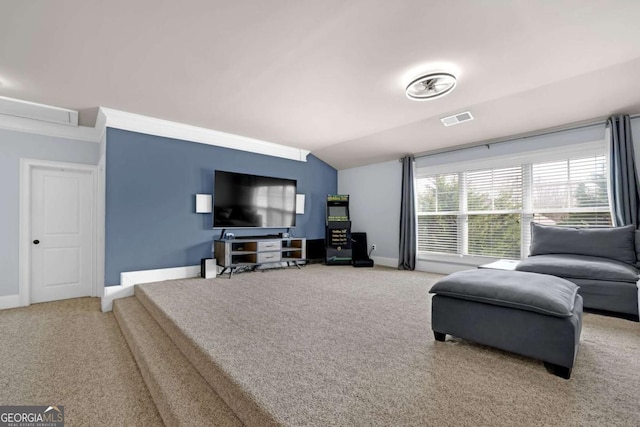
[371,244,377,251]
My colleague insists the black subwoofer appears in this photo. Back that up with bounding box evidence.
[306,239,326,263]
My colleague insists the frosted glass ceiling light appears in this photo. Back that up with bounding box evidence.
[405,72,457,101]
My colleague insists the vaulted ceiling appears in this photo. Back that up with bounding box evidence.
[1,1,640,169]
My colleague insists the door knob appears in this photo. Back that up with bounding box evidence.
[33,240,40,245]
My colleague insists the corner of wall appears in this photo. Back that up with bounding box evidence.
[101,265,201,312]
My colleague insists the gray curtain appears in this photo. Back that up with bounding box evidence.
[399,156,416,270]
[607,115,640,227]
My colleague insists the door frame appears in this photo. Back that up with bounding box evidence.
[19,158,100,306]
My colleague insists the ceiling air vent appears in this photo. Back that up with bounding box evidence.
[0,96,78,126]
[441,111,474,127]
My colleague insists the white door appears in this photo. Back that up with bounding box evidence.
[31,167,94,303]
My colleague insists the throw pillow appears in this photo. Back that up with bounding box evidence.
[529,223,636,265]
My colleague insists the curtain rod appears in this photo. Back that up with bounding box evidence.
[402,113,640,161]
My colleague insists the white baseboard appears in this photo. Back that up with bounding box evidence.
[416,259,475,275]
[0,294,22,310]
[371,256,475,274]
[371,256,398,268]
[102,265,201,312]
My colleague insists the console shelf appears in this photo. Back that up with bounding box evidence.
[214,237,306,278]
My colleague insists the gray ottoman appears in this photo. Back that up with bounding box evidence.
[430,269,582,379]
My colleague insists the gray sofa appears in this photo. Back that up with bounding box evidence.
[516,223,640,319]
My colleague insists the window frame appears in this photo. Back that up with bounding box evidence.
[416,140,610,265]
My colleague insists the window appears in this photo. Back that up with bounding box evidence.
[531,157,610,226]
[417,173,458,254]
[417,151,611,260]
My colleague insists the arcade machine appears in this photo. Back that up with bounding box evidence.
[325,194,352,265]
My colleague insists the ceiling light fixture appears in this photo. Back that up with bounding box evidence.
[405,72,457,101]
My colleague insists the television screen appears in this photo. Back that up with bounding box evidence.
[214,171,297,228]
[328,206,348,217]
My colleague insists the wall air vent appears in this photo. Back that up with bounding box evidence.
[441,111,474,127]
[0,96,78,126]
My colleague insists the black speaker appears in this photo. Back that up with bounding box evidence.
[305,239,326,263]
[351,232,374,267]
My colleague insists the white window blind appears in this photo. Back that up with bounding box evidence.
[466,166,522,259]
[417,148,611,260]
[531,156,609,225]
[416,174,458,254]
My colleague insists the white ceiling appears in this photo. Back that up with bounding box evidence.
[1,1,640,169]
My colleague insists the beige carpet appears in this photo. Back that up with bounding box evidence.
[0,297,162,426]
[136,264,640,427]
[114,296,243,426]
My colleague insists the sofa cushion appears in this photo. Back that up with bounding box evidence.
[516,254,639,283]
[562,278,639,316]
[429,269,579,317]
[530,223,636,266]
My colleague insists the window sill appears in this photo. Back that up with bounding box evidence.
[416,253,521,275]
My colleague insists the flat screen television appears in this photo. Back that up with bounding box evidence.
[213,170,297,228]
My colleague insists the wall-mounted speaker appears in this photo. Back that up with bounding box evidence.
[196,194,212,213]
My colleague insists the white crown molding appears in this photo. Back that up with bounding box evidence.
[0,103,310,162]
[99,107,310,162]
[0,112,101,142]
[94,107,108,141]
[0,95,78,126]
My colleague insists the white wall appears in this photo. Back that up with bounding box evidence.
[338,116,640,274]
[338,159,402,267]
[0,128,100,297]
[416,123,606,169]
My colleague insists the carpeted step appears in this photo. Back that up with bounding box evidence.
[134,285,279,427]
[113,297,242,427]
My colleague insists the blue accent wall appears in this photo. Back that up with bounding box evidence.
[105,128,336,286]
